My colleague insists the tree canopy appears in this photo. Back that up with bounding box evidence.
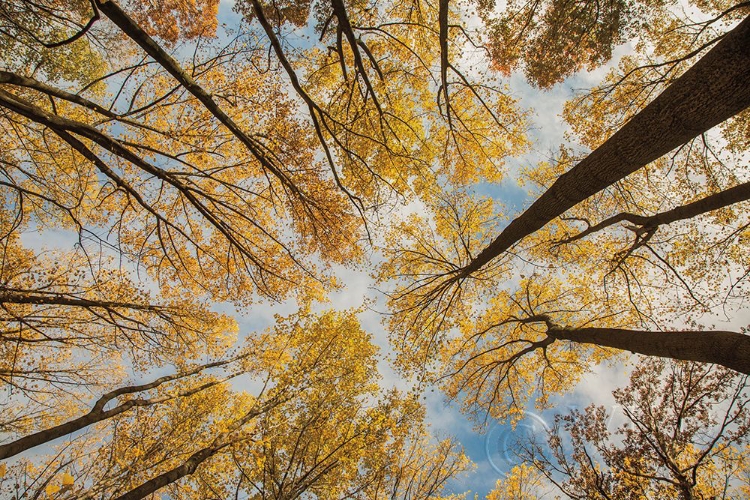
[503,358,750,499]
[1,0,748,497]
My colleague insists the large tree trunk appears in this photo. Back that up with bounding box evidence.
[549,327,750,375]
[459,14,750,276]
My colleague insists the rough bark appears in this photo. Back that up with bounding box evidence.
[438,0,451,125]
[549,327,750,375]
[459,14,750,277]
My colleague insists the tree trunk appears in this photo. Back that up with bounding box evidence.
[644,180,750,227]
[0,358,242,459]
[108,398,282,500]
[549,327,750,374]
[557,180,750,244]
[112,444,226,500]
[460,14,750,276]
[0,404,133,460]
[0,291,162,311]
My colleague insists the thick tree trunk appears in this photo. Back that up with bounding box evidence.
[460,15,750,276]
[549,327,750,374]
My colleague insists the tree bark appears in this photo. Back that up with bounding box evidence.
[0,290,163,311]
[460,14,750,277]
[549,327,750,374]
[0,404,135,460]
[110,401,275,500]
[643,180,750,228]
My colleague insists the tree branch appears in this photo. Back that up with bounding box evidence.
[456,15,750,278]
[555,180,750,246]
[0,354,249,459]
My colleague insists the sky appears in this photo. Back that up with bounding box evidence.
[141,1,649,497]
[204,2,640,497]
[9,1,749,498]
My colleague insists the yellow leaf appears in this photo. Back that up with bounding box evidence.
[46,482,61,497]
[62,472,74,486]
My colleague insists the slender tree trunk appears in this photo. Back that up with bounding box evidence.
[558,180,750,244]
[645,180,750,227]
[0,405,134,460]
[110,403,272,500]
[112,444,228,500]
[0,291,162,311]
[0,358,242,459]
[549,327,750,374]
[460,15,750,276]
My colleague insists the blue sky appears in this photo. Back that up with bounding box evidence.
[11,1,750,498]
[207,1,639,497]
[7,5,631,496]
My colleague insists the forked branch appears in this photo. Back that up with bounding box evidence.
[556,180,750,248]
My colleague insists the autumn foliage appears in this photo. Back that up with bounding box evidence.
[1,0,749,498]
